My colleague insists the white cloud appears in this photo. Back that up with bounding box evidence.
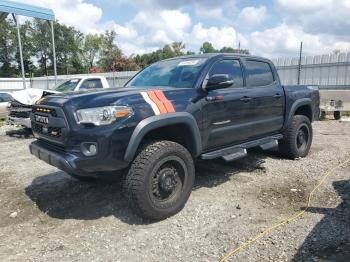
[160,10,191,30]
[249,23,350,58]
[195,6,224,20]
[237,6,267,28]
[275,0,350,36]
[14,0,350,58]
[188,23,244,51]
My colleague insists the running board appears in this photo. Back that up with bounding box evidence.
[200,134,283,161]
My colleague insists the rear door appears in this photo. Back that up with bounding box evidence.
[241,59,285,138]
[201,58,252,150]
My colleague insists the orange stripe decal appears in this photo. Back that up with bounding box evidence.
[147,91,167,114]
[154,90,176,113]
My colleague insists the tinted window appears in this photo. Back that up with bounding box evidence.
[80,79,103,90]
[55,79,81,92]
[0,93,13,102]
[126,58,207,89]
[209,60,243,87]
[245,60,274,87]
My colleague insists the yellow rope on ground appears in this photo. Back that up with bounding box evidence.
[219,157,350,262]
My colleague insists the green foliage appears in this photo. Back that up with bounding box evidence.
[0,19,17,77]
[82,33,103,71]
[200,42,216,53]
[0,18,250,75]
[98,31,122,72]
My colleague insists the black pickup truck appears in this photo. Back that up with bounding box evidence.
[29,54,320,220]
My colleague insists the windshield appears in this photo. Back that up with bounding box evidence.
[126,58,207,89]
[55,79,81,92]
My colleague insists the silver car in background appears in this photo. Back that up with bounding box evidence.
[0,92,13,119]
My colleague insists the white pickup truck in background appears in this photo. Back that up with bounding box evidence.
[7,76,110,128]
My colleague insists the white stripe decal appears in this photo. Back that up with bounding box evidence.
[140,92,160,115]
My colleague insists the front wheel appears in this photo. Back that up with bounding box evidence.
[123,140,195,220]
[279,115,313,159]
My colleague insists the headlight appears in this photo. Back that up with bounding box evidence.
[76,106,133,126]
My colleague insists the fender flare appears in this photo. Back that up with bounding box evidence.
[124,112,202,162]
[284,98,313,129]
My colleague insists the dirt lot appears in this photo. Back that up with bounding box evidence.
[0,121,349,262]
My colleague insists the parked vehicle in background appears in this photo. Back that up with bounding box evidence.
[0,92,13,118]
[29,54,320,220]
[320,99,344,120]
[7,76,110,128]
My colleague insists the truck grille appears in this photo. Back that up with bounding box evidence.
[9,101,32,118]
[32,105,68,143]
[32,107,57,117]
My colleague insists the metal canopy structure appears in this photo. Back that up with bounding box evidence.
[0,0,56,89]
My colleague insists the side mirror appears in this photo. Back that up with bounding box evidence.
[205,74,234,91]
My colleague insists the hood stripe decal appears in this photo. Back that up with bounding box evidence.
[140,92,160,115]
[147,91,168,114]
[140,90,176,115]
[154,90,175,113]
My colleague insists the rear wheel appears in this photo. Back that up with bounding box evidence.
[279,115,313,159]
[123,140,195,220]
[334,111,341,120]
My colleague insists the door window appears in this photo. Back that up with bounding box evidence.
[245,60,274,87]
[80,79,103,90]
[0,93,13,102]
[209,60,243,87]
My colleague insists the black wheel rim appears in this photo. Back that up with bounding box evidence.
[296,124,309,151]
[150,156,186,203]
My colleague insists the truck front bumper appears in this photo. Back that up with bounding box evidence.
[7,116,32,128]
[30,140,80,175]
[29,140,129,177]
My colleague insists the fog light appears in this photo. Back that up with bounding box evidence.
[81,143,97,156]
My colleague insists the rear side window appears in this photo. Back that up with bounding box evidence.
[245,60,274,87]
[209,60,243,87]
[80,79,103,90]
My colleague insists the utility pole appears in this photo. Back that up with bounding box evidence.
[238,40,241,53]
[297,41,303,85]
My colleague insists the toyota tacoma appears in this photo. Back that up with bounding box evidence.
[29,54,320,220]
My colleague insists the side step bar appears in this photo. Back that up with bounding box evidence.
[200,134,283,161]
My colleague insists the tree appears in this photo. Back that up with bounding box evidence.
[200,42,217,53]
[82,34,103,72]
[172,41,185,56]
[0,19,17,77]
[220,46,250,54]
[31,19,54,76]
[112,56,140,71]
[53,22,84,74]
[98,30,122,71]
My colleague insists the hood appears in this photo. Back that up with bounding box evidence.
[11,88,60,105]
[42,86,183,109]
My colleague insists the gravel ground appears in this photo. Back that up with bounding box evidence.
[0,120,349,262]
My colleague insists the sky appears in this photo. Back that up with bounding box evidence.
[15,0,350,58]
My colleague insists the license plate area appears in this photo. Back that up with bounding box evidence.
[34,114,49,124]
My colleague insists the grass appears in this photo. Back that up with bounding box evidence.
[0,118,5,127]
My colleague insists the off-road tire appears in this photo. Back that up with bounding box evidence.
[123,140,195,220]
[334,111,341,120]
[279,115,313,159]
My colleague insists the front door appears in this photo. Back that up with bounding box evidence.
[201,59,251,151]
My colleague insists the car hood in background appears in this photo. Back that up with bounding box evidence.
[11,88,60,105]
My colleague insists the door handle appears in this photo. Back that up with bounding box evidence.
[240,96,251,103]
[273,93,282,99]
